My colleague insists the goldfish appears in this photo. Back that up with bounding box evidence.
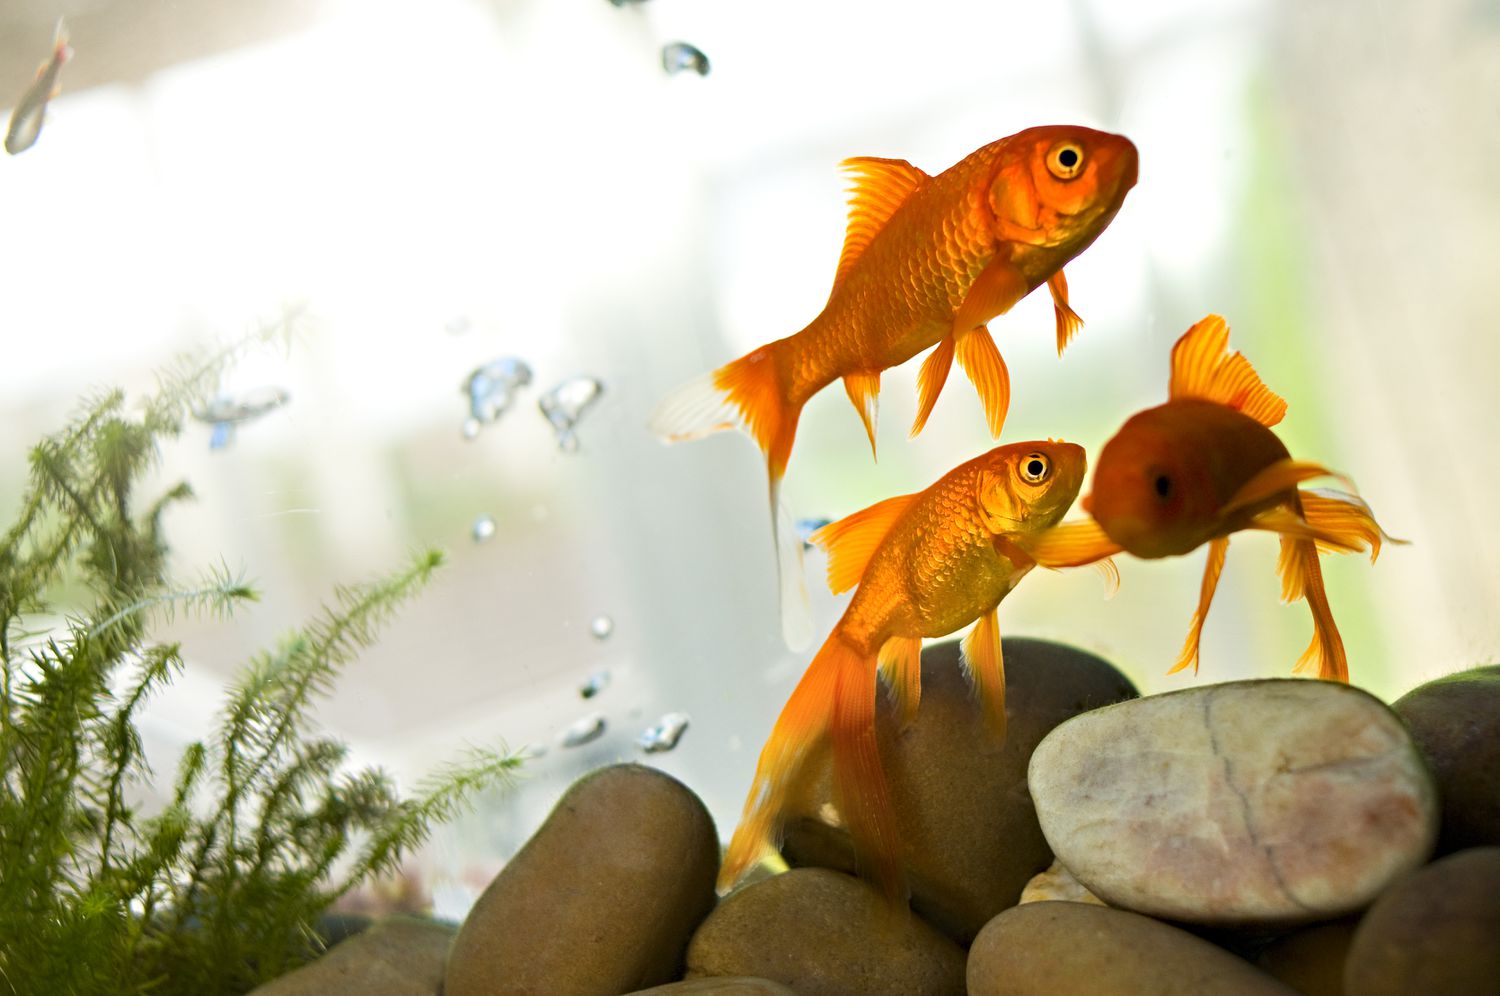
[651,126,1137,649]
[1021,315,1400,682]
[5,20,71,156]
[720,439,1091,903]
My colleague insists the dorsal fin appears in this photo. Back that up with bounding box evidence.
[830,157,929,295]
[1168,315,1287,427]
[809,492,918,594]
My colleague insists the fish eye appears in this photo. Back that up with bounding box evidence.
[1154,474,1172,499]
[1019,453,1051,484]
[1046,142,1085,180]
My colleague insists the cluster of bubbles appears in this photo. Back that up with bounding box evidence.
[550,617,692,755]
[460,356,606,452]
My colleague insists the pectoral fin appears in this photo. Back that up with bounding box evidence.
[1019,519,1124,568]
[1047,269,1085,356]
[842,371,881,459]
[1220,459,1351,518]
[952,258,1029,338]
[955,326,1011,439]
[1167,537,1229,676]
[960,609,1007,740]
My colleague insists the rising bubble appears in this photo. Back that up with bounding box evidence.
[538,377,604,452]
[638,712,690,753]
[462,358,532,437]
[193,386,291,450]
[560,712,606,748]
[589,614,614,640]
[472,515,496,543]
[579,669,611,699]
[661,41,710,76]
[795,517,833,550]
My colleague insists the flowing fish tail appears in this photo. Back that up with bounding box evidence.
[1254,486,1404,683]
[650,342,813,650]
[1278,535,1349,683]
[720,630,907,905]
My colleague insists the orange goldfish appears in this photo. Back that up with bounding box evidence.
[1022,315,1400,682]
[651,126,1138,649]
[720,439,1091,903]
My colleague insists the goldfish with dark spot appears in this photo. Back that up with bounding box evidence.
[651,126,1137,649]
[6,20,71,156]
[1020,315,1401,683]
[720,439,1093,903]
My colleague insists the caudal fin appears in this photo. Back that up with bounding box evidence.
[1278,535,1349,682]
[720,632,905,903]
[651,343,812,649]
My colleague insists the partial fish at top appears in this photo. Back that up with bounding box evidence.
[6,20,71,156]
[651,126,1137,650]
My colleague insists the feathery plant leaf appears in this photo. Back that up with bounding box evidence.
[0,315,520,995]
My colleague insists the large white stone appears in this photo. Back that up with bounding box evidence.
[1028,679,1438,927]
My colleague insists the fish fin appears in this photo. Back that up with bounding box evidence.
[772,479,815,651]
[1298,488,1405,562]
[720,631,857,892]
[910,335,955,437]
[955,326,1011,439]
[1247,502,1375,557]
[209,422,232,450]
[1167,537,1229,676]
[842,371,881,460]
[1093,557,1121,599]
[877,636,923,732]
[829,636,907,905]
[1167,315,1288,427]
[960,609,1007,740]
[830,157,929,296]
[1047,270,1085,356]
[811,493,918,595]
[651,344,811,648]
[650,343,796,472]
[1220,459,1352,518]
[952,258,1029,339]
[1277,533,1350,682]
[1018,519,1124,568]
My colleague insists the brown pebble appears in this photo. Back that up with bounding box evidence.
[780,638,1137,943]
[444,764,718,996]
[626,979,798,995]
[249,916,455,996]
[685,867,965,996]
[968,901,1300,995]
[1393,664,1500,852]
[1255,918,1358,996]
[1344,846,1500,996]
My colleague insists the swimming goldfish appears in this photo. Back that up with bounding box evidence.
[720,439,1090,903]
[651,126,1138,649]
[5,20,71,156]
[1021,315,1399,682]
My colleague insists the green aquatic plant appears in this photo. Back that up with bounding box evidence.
[0,329,520,995]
